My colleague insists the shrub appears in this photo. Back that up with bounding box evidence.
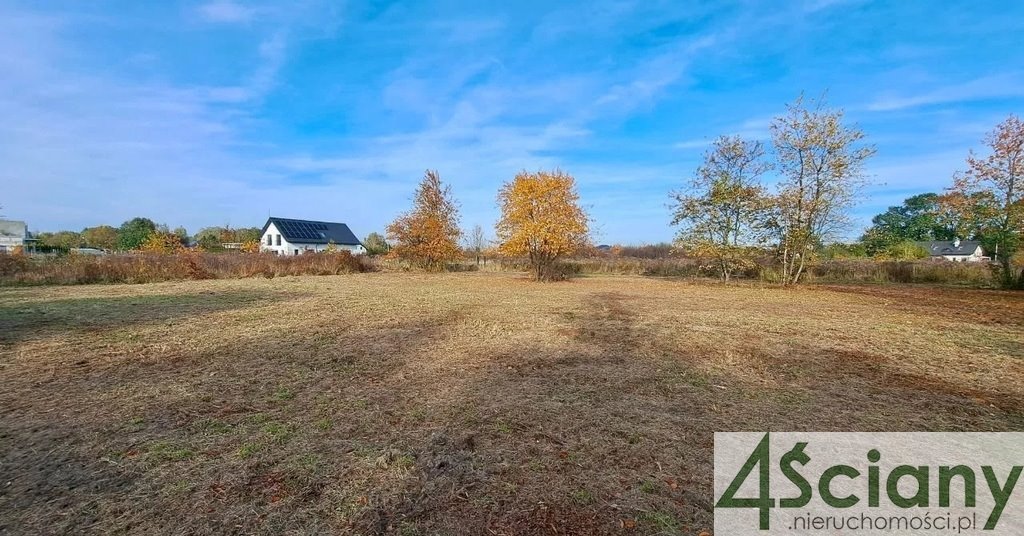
[0,253,31,276]
[490,255,993,287]
[804,259,993,286]
[879,241,929,260]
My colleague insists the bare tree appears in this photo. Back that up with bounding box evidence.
[467,224,488,265]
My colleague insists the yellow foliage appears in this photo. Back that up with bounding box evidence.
[140,232,185,254]
[496,169,589,281]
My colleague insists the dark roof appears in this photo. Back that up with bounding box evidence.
[915,240,983,256]
[262,217,362,246]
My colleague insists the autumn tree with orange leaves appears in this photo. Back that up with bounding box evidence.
[496,170,589,281]
[386,170,462,270]
[945,115,1024,288]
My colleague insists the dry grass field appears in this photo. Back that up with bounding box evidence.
[1,273,1023,535]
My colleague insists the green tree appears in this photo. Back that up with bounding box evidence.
[363,232,390,255]
[820,242,868,260]
[234,227,261,243]
[670,135,774,281]
[81,225,119,250]
[195,226,262,250]
[172,227,189,245]
[195,227,224,250]
[117,217,157,250]
[881,241,929,260]
[36,231,83,250]
[860,193,955,254]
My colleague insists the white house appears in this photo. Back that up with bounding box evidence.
[916,239,986,262]
[0,220,34,253]
[260,217,366,256]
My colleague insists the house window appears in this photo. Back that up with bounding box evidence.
[275,234,281,246]
[294,249,299,256]
[266,235,272,246]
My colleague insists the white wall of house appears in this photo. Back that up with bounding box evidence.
[940,246,985,262]
[0,220,29,253]
[259,222,366,256]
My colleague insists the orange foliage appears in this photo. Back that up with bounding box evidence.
[496,169,589,281]
[948,115,1024,287]
[240,239,261,253]
[386,170,462,270]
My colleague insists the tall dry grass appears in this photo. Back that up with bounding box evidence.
[0,251,375,286]
[486,256,996,286]
[801,259,995,286]
[0,251,996,287]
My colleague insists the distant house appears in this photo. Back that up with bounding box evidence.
[260,217,365,256]
[0,220,35,253]
[70,247,106,256]
[916,239,986,262]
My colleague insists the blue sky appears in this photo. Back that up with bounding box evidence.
[2,0,1023,244]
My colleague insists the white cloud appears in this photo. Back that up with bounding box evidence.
[197,0,256,23]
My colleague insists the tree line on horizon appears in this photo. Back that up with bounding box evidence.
[669,97,1023,288]
[10,97,1022,287]
[29,220,265,253]
[379,97,1021,287]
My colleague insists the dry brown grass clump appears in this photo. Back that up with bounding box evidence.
[489,256,996,285]
[1,273,1021,534]
[0,251,374,286]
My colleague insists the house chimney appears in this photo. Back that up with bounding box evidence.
[953,238,961,248]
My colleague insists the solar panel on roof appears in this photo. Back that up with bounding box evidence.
[272,218,358,244]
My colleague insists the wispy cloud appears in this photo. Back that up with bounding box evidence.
[197,0,256,23]
[4,1,1024,244]
[206,33,288,103]
[867,73,1024,111]
[595,35,719,112]
[801,0,868,13]
[673,115,774,150]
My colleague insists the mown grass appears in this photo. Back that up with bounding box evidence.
[1,272,1021,534]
